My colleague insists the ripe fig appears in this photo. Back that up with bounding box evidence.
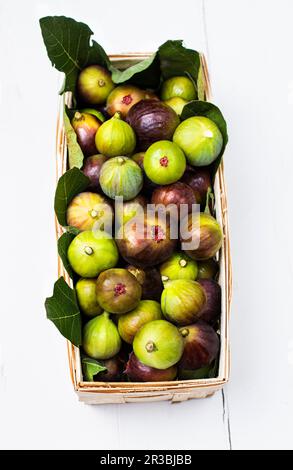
[125,352,177,382]
[161,76,197,101]
[116,213,177,268]
[164,97,188,116]
[71,112,101,156]
[182,167,212,207]
[96,268,142,314]
[126,100,180,151]
[181,213,222,260]
[66,191,113,232]
[197,258,219,280]
[118,300,163,344]
[106,85,146,117]
[161,279,206,325]
[95,355,125,381]
[99,157,143,201]
[126,266,163,302]
[179,321,219,370]
[151,181,196,213]
[197,279,221,324]
[82,154,108,191]
[67,230,118,278]
[131,152,158,192]
[115,195,147,226]
[83,312,121,360]
[173,116,223,167]
[95,112,136,157]
[75,278,102,317]
[133,320,184,369]
[77,65,114,105]
[144,141,186,185]
[160,252,198,282]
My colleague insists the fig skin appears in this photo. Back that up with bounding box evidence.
[75,278,102,317]
[181,213,222,260]
[116,213,177,268]
[116,195,147,226]
[161,279,206,325]
[126,266,163,302]
[77,65,114,105]
[133,320,184,369]
[106,85,146,117]
[144,140,186,185]
[95,355,125,381]
[82,154,108,191]
[197,279,221,324]
[179,321,219,370]
[181,167,212,207]
[71,112,101,156]
[160,252,198,282]
[151,182,196,214]
[95,113,136,158]
[83,312,121,360]
[164,97,188,116]
[99,156,143,201]
[67,230,118,278]
[126,100,180,151]
[161,76,197,101]
[118,300,163,344]
[197,259,219,280]
[96,268,142,314]
[66,191,113,232]
[131,152,158,192]
[125,352,177,382]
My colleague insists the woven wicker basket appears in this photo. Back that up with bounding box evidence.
[55,53,232,404]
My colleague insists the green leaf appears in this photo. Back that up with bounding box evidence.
[197,62,206,101]
[181,100,228,177]
[39,16,110,94]
[57,232,77,279]
[54,167,90,226]
[45,277,82,346]
[158,40,200,89]
[82,357,107,381]
[110,53,159,87]
[64,108,84,169]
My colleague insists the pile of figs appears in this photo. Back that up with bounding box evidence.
[65,63,224,382]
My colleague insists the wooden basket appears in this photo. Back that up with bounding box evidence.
[55,53,232,404]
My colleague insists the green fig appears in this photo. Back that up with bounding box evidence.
[95,112,136,157]
[83,312,121,360]
[75,278,102,317]
[160,252,198,283]
[118,300,163,344]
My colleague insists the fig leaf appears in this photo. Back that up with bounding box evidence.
[57,232,77,280]
[45,277,82,346]
[39,16,110,94]
[197,62,206,101]
[64,108,84,169]
[158,40,200,88]
[181,101,228,178]
[110,53,158,85]
[82,357,107,381]
[54,167,90,226]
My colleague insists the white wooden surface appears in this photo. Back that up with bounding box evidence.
[0,0,292,450]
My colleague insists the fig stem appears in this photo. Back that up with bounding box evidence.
[145,341,156,353]
[90,209,98,218]
[113,111,121,119]
[179,259,187,267]
[161,275,169,282]
[98,79,105,87]
[84,246,94,255]
[180,328,189,337]
[116,156,125,164]
[74,111,83,120]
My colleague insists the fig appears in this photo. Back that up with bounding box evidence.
[131,152,158,192]
[115,195,147,226]
[164,97,188,116]
[197,259,219,280]
[126,266,163,301]
[126,100,180,151]
[144,141,186,185]
[66,191,113,232]
[179,321,219,370]
[75,278,102,317]
[161,76,197,101]
[118,300,163,344]
[83,312,121,360]
[82,154,108,191]
[95,355,125,381]
[182,167,212,207]
[96,268,142,314]
[144,90,160,100]
[151,181,196,213]
[197,279,221,324]
[178,365,211,380]
[125,352,177,382]
[160,252,198,282]
[80,108,106,122]
[106,85,146,117]
[173,116,223,167]
[67,230,118,278]
[95,113,136,158]
[116,213,177,268]
[133,319,184,369]
[161,279,206,325]
[77,65,114,105]
[71,112,101,156]
[181,213,222,260]
[99,157,143,201]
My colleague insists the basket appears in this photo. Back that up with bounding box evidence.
[55,53,232,404]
